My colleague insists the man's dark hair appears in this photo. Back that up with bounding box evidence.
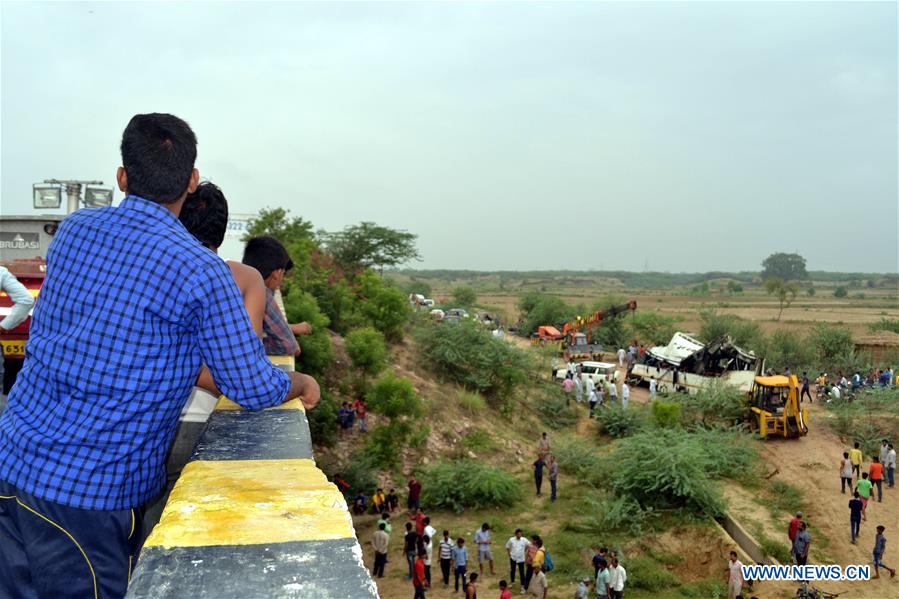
[179,182,228,249]
[379,523,386,531]
[469,573,478,582]
[423,517,430,525]
[499,580,507,589]
[730,551,737,558]
[855,442,860,448]
[243,236,291,280]
[405,522,413,531]
[120,113,197,204]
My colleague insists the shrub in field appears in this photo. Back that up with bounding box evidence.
[626,556,681,591]
[629,312,678,346]
[809,324,854,363]
[366,373,423,419]
[584,495,651,535]
[320,450,378,498]
[452,286,477,307]
[552,437,603,486]
[759,535,792,564]
[364,420,413,469]
[461,428,495,452]
[767,480,804,517]
[344,327,388,375]
[762,329,815,373]
[602,429,758,516]
[673,380,748,428]
[356,272,410,341]
[307,389,339,447]
[415,320,528,400]
[650,400,682,428]
[283,289,333,376]
[533,386,579,430]
[698,309,763,352]
[517,292,572,335]
[420,459,522,512]
[457,391,487,413]
[595,404,645,438]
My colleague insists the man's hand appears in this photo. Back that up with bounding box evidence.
[286,372,320,410]
[291,322,313,336]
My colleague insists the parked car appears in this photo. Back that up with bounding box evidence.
[555,361,620,384]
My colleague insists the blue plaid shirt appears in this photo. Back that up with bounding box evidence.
[0,196,291,510]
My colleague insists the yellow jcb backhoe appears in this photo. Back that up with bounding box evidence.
[749,374,809,439]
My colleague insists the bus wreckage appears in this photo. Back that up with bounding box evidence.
[630,332,760,395]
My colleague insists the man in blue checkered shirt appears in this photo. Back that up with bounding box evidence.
[0,113,319,598]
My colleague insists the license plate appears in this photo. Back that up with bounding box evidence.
[1,340,25,357]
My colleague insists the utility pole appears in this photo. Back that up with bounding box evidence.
[42,179,104,213]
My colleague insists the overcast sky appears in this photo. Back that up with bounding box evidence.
[1,2,896,272]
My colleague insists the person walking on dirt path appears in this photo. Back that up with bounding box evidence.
[574,373,584,404]
[649,377,657,401]
[452,537,469,593]
[537,432,551,460]
[596,382,605,409]
[423,533,433,586]
[608,381,618,404]
[439,530,454,587]
[372,522,390,578]
[607,556,626,599]
[475,523,495,576]
[873,525,897,579]
[856,473,874,521]
[726,551,744,599]
[792,522,811,566]
[788,512,803,544]
[870,457,885,502]
[849,443,863,480]
[887,443,896,488]
[506,528,530,590]
[595,558,610,599]
[548,455,559,502]
[617,348,626,367]
[621,383,630,411]
[533,456,546,496]
[800,372,812,403]
[879,440,890,473]
[413,548,430,599]
[840,452,854,494]
[588,387,598,414]
[849,492,863,544]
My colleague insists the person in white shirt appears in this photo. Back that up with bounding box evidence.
[574,373,584,404]
[649,377,657,400]
[607,556,627,599]
[887,443,896,489]
[830,384,841,401]
[505,528,530,589]
[616,348,626,367]
[424,519,437,584]
[438,530,455,587]
[608,381,618,403]
[726,551,744,599]
[596,383,605,408]
[620,383,630,410]
[0,266,35,404]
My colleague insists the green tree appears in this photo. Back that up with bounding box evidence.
[764,277,799,321]
[357,272,410,341]
[452,286,477,307]
[345,327,388,376]
[833,286,848,298]
[366,372,423,419]
[761,252,808,281]
[243,207,315,244]
[806,287,816,297]
[629,312,677,346]
[517,292,572,334]
[323,222,420,274]
[727,281,744,294]
[283,289,333,376]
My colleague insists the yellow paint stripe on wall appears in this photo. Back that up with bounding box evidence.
[214,396,305,412]
[144,459,352,548]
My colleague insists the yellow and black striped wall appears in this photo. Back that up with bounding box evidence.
[126,392,379,598]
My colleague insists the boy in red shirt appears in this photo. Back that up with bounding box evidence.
[352,398,367,432]
[499,579,512,599]
[413,548,429,598]
[870,457,885,502]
